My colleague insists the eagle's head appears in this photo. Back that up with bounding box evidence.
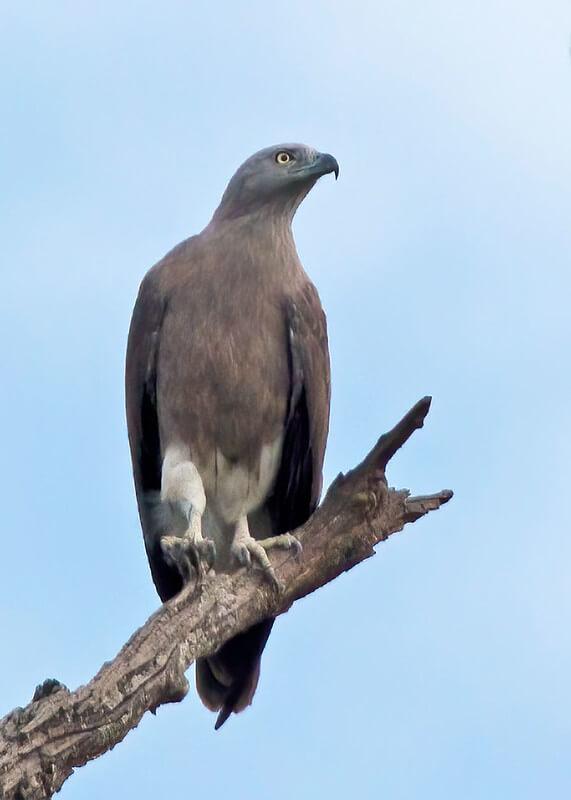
[212,143,339,223]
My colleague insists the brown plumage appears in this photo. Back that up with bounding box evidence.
[125,144,336,727]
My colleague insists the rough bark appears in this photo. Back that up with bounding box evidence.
[0,397,452,799]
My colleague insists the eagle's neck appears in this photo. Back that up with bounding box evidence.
[209,177,316,226]
[200,212,302,284]
[205,211,296,254]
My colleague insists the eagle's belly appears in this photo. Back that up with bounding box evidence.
[158,302,289,536]
[197,432,283,525]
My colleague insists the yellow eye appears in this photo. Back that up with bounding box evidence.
[276,151,292,165]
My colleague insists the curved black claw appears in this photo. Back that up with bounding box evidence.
[197,538,217,572]
[160,535,216,585]
[231,532,301,591]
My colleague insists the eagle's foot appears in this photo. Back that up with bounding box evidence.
[231,523,301,589]
[257,532,302,557]
[160,526,216,585]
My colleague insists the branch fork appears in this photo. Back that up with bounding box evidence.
[0,397,452,800]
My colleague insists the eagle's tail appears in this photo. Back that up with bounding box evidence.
[195,618,274,729]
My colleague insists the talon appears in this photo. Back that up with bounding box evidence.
[236,545,251,569]
[205,540,217,570]
[160,535,195,582]
[160,531,216,587]
[197,538,217,572]
[285,533,302,557]
[231,521,302,586]
[268,569,283,593]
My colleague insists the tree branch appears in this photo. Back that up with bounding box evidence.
[0,398,452,800]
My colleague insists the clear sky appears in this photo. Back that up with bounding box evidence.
[1,1,570,797]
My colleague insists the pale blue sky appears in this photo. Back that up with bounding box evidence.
[1,2,570,798]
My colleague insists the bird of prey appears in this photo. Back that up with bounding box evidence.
[126,144,337,728]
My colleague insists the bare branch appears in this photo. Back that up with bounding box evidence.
[0,399,452,800]
[368,395,432,468]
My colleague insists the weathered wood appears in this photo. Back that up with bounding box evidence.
[0,397,452,799]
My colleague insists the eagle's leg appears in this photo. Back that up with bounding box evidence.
[160,453,216,584]
[230,517,301,587]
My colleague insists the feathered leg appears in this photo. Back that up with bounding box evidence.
[160,447,216,583]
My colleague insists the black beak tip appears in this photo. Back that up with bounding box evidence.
[322,153,339,180]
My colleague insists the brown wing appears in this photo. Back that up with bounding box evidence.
[125,269,183,602]
[266,282,331,534]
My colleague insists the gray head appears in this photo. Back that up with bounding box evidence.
[212,143,339,224]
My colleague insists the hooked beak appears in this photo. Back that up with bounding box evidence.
[301,152,340,180]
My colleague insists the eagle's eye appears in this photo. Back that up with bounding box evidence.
[275,151,292,165]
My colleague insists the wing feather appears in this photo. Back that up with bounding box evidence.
[125,271,181,601]
[267,284,331,534]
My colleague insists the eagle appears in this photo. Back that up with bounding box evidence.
[126,144,337,728]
